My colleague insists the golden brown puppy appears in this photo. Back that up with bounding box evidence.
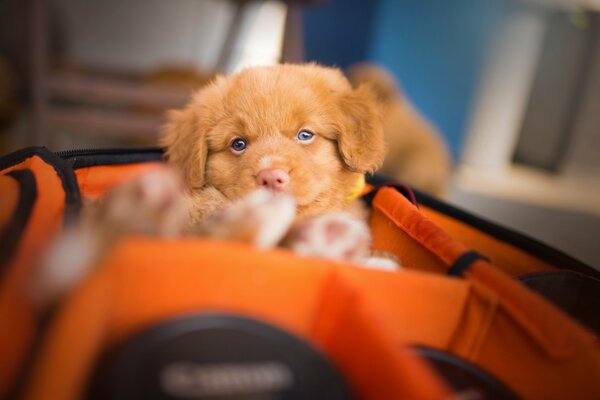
[162,63,385,221]
[161,63,394,264]
[347,63,451,197]
[35,63,394,306]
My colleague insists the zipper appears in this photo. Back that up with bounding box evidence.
[55,147,163,160]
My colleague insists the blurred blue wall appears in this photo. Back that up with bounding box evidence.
[302,0,378,68]
[303,0,510,160]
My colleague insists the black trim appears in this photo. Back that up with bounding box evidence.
[0,146,81,223]
[0,146,49,170]
[361,174,418,208]
[448,251,488,277]
[364,177,599,280]
[415,346,519,399]
[56,147,164,169]
[0,170,37,276]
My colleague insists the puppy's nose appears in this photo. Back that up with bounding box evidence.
[256,168,290,192]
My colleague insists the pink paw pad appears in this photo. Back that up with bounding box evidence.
[290,213,371,262]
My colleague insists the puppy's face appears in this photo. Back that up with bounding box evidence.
[163,64,385,218]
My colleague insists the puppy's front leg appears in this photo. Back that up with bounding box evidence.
[191,189,296,249]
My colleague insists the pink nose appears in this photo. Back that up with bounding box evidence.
[256,168,290,191]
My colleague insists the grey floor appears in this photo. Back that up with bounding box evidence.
[449,188,600,271]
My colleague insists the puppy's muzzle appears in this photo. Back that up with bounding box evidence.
[256,168,289,192]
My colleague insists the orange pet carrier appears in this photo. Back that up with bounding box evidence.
[1,146,599,400]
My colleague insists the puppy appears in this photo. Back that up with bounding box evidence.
[163,63,385,221]
[35,63,395,306]
[161,63,392,261]
[347,63,451,197]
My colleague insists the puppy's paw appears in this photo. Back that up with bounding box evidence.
[287,213,371,262]
[31,168,189,307]
[31,224,98,306]
[362,255,401,271]
[201,189,296,249]
[97,168,189,237]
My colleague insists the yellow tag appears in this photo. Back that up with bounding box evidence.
[346,174,366,201]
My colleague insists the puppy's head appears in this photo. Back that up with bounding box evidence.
[162,63,385,218]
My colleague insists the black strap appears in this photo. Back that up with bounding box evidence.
[448,251,488,277]
[0,146,81,222]
[360,181,419,208]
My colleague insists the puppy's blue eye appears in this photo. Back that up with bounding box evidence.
[230,138,247,153]
[297,130,314,142]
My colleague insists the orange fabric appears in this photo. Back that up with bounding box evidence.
[340,267,471,350]
[369,187,600,399]
[421,206,556,276]
[23,236,600,400]
[466,260,595,360]
[371,187,596,352]
[370,207,448,273]
[24,239,451,400]
[75,163,164,200]
[311,272,450,399]
[0,156,67,395]
[465,263,600,399]
[370,187,466,270]
[23,270,110,400]
[0,174,19,230]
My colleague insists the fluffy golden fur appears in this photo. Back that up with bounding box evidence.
[347,63,451,197]
[162,63,385,222]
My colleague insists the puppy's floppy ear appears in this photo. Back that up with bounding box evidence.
[161,75,229,190]
[334,84,386,174]
[161,105,207,190]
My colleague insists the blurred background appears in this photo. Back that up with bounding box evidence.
[0,0,598,267]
